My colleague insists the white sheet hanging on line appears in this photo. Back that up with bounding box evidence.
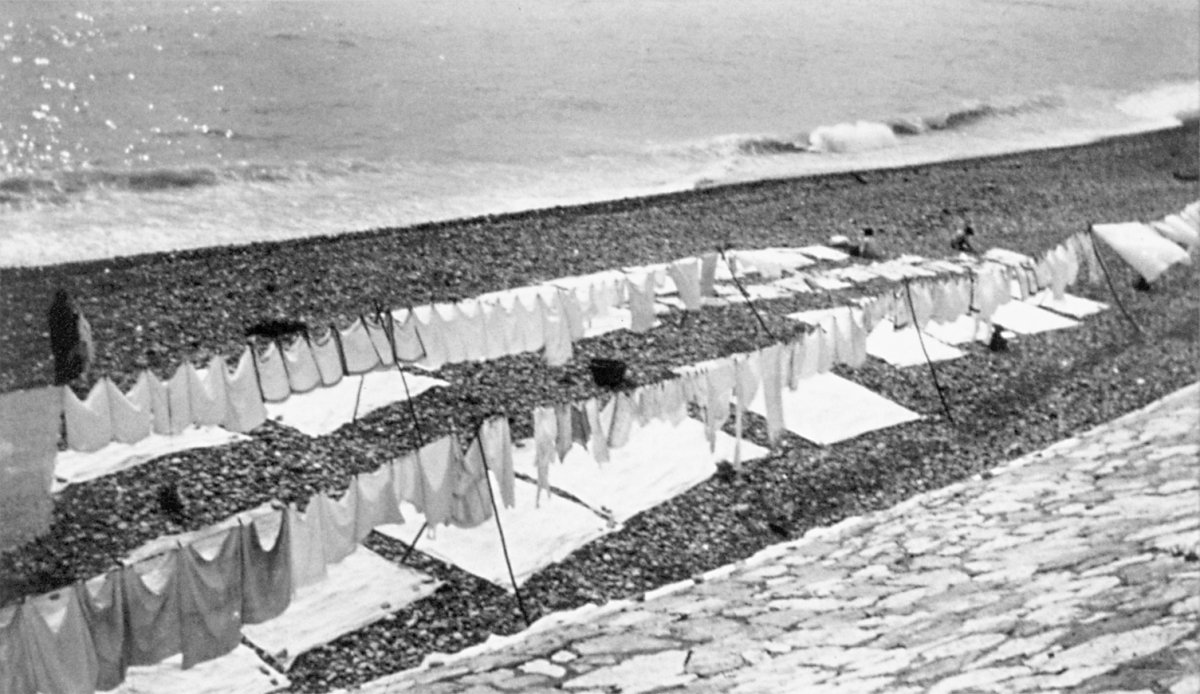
[1153,215,1199,252]
[375,475,611,590]
[1092,222,1192,282]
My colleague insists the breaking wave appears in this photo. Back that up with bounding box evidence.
[0,165,293,207]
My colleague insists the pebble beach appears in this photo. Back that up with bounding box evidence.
[0,123,1197,691]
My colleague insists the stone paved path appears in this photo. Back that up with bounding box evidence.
[341,384,1200,694]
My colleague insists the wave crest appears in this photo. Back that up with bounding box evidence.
[809,121,898,153]
[889,93,1067,136]
[0,166,241,207]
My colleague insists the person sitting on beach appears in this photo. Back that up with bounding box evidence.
[856,227,882,260]
[829,228,882,259]
[950,225,977,254]
[828,234,855,255]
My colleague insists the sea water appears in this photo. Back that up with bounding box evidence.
[1,0,1197,266]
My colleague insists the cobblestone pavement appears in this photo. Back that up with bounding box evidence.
[343,384,1200,694]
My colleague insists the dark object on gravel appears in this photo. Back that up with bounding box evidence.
[857,227,882,260]
[157,483,187,521]
[828,234,855,254]
[589,357,628,388]
[245,318,309,340]
[988,325,1009,352]
[1132,276,1153,292]
[47,289,94,386]
[950,225,977,254]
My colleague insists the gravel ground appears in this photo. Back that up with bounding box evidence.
[0,124,1196,692]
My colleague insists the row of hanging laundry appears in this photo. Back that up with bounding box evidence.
[1150,200,1200,251]
[978,232,1095,301]
[0,506,293,694]
[49,236,1086,482]
[523,258,989,501]
[55,219,1151,458]
[527,292,914,500]
[55,246,839,455]
[523,228,1141,504]
[0,416,515,694]
[1091,200,1198,285]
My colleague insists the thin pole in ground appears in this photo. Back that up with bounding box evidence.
[903,279,956,426]
[719,248,778,342]
[373,301,435,565]
[474,417,533,628]
[1088,224,1145,337]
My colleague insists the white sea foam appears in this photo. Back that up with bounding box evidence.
[1116,82,1200,122]
[808,121,898,153]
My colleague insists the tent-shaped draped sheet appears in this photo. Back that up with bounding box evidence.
[264,369,447,437]
[112,644,289,694]
[509,417,768,524]
[1093,222,1192,282]
[748,373,922,446]
[1025,291,1108,319]
[922,314,1001,346]
[796,245,850,262]
[375,476,612,590]
[714,283,795,303]
[241,546,440,670]
[865,320,965,367]
[582,307,636,338]
[53,426,249,492]
[989,301,1080,335]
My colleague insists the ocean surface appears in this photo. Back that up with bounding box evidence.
[1,0,1197,267]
